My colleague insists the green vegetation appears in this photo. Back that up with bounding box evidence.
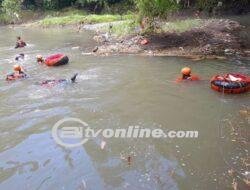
[195,0,249,11]
[0,12,9,24]
[136,0,179,19]
[0,0,249,25]
[96,18,203,37]
[1,0,23,23]
[135,0,179,31]
[37,13,133,26]
[98,20,137,36]
[162,19,202,33]
[110,20,136,36]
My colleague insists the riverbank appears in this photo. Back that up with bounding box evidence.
[85,18,250,59]
[0,8,133,26]
[5,9,250,59]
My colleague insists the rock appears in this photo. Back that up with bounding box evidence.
[93,35,102,42]
[72,46,79,50]
[82,52,92,55]
[179,47,184,51]
[92,46,98,52]
[93,34,109,43]
[201,44,214,55]
[224,48,235,55]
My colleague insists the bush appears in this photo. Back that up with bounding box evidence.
[136,0,179,19]
[43,0,58,10]
[195,0,218,10]
[136,0,179,31]
[1,0,23,22]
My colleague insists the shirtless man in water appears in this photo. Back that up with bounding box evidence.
[15,36,27,49]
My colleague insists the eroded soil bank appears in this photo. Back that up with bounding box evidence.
[87,19,250,59]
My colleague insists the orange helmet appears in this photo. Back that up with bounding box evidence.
[181,67,191,75]
[13,64,22,72]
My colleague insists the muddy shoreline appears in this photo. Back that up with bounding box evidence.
[85,19,250,59]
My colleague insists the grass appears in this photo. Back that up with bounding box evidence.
[92,18,203,37]
[0,13,11,24]
[0,7,134,26]
[162,19,202,33]
[98,19,203,37]
[98,20,137,37]
[0,8,203,39]
[37,13,133,26]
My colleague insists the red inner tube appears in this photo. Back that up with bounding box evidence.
[45,54,69,66]
[210,73,250,94]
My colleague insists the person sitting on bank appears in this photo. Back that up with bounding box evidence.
[15,36,27,49]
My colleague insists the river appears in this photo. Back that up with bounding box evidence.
[0,26,249,190]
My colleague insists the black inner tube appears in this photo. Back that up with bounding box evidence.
[211,80,248,89]
[55,56,69,66]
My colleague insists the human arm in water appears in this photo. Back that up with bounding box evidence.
[6,71,28,81]
[40,73,78,86]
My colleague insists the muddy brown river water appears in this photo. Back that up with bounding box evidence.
[0,26,249,190]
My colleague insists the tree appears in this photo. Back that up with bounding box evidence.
[2,0,23,21]
[136,0,179,31]
[137,0,179,18]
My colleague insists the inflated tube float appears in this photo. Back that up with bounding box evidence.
[45,54,69,66]
[210,73,250,94]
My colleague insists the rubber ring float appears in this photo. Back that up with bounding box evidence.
[210,73,250,94]
[45,54,69,66]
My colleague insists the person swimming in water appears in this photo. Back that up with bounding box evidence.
[15,53,25,61]
[176,67,200,82]
[6,65,27,81]
[15,36,27,49]
[40,73,78,87]
[36,55,44,64]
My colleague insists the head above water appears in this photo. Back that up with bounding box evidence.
[36,55,43,59]
[13,64,22,72]
[181,67,191,76]
[36,55,43,62]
